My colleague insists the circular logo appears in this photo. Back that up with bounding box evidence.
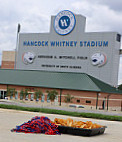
[91,53,107,67]
[22,52,36,65]
[54,10,76,35]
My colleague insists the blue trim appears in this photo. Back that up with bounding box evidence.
[54,10,76,36]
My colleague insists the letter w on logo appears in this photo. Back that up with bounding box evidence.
[60,19,67,27]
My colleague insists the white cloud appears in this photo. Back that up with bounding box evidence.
[97,0,122,12]
[71,1,122,33]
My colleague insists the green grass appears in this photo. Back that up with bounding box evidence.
[0,104,122,121]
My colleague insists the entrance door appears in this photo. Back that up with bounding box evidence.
[0,91,7,99]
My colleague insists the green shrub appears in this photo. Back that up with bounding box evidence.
[0,104,121,121]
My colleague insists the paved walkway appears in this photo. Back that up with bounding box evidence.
[0,99,122,116]
[0,108,122,142]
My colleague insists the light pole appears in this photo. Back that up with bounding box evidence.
[121,100,122,112]
[96,92,100,110]
[59,89,62,106]
[14,23,21,69]
[107,94,111,111]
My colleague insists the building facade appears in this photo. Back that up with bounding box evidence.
[0,81,122,110]
[0,69,121,110]
[16,10,121,86]
[0,10,122,111]
[1,51,15,69]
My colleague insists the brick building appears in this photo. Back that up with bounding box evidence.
[1,51,15,69]
[0,69,121,110]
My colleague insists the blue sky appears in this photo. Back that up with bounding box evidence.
[0,0,122,85]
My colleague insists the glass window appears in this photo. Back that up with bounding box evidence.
[47,95,50,103]
[116,34,121,42]
[86,100,91,104]
[77,99,80,103]
[15,92,18,100]
[30,94,34,101]
[41,94,45,102]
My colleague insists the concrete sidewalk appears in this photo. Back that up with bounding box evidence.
[0,108,122,142]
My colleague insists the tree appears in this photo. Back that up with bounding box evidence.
[20,89,24,100]
[24,89,29,100]
[6,88,17,99]
[47,90,58,105]
[34,90,43,102]
[6,88,11,98]
[64,94,74,105]
[118,84,122,90]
